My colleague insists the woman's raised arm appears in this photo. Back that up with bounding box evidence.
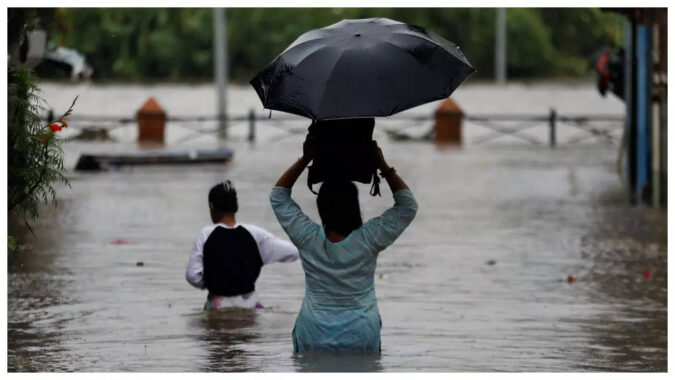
[357,144,418,253]
[274,134,318,188]
[271,134,321,248]
[374,143,409,193]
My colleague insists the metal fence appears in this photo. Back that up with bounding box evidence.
[465,110,624,146]
[61,108,625,147]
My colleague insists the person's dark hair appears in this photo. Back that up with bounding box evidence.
[317,180,363,236]
[209,180,238,213]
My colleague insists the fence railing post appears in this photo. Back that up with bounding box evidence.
[248,109,256,142]
[549,108,557,148]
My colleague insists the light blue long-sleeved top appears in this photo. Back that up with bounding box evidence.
[270,186,418,353]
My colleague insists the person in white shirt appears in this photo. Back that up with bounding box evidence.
[186,180,299,310]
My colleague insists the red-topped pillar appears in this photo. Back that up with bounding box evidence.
[434,98,463,144]
[137,97,166,143]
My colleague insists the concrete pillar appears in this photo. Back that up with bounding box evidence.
[213,8,228,139]
[495,8,507,85]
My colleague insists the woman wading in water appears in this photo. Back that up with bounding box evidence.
[270,137,417,353]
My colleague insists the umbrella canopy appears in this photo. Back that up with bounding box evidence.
[250,18,475,120]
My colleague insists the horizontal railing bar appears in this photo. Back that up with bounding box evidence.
[56,113,625,124]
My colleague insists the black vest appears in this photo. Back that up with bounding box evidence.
[203,226,263,296]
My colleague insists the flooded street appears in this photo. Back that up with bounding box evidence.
[8,83,666,371]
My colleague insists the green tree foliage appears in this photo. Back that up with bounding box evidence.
[540,8,624,76]
[9,8,72,238]
[47,8,213,80]
[42,8,623,83]
[506,8,557,78]
[8,8,71,234]
[8,66,71,220]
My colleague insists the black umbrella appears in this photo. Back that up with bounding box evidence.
[250,17,475,120]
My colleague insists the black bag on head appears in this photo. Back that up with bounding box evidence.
[306,118,381,196]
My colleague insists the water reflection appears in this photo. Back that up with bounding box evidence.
[293,351,383,372]
[7,126,667,371]
[575,188,667,371]
[195,309,261,372]
[8,213,73,372]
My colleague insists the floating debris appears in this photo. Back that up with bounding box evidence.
[73,127,114,141]
[110,239,132,245]
[485,259,496,265]
[643,269,651,279]
[136,262,144,267]
[75,148,234,171]
[567,275,575,284]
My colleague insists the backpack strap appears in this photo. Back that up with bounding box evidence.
[368,140,381,197]
[307,165,319,195]
[369,171,381,197]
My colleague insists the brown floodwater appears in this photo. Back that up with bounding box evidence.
[8,84,666,372]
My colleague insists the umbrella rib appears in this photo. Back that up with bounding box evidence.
[389,28,473,69]
[364,45,392,116]
[377,40,450,112]
[281,34,346,56]
[266,43,346,116]
[384,39,474,99]
[266,41,333,91]
[315,49,350,119]
[262,37,348,101]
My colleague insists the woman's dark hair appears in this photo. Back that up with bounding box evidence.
[209,180,238,213]
[317,180,363,236]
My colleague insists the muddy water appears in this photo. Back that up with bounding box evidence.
[8,84,666,372]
